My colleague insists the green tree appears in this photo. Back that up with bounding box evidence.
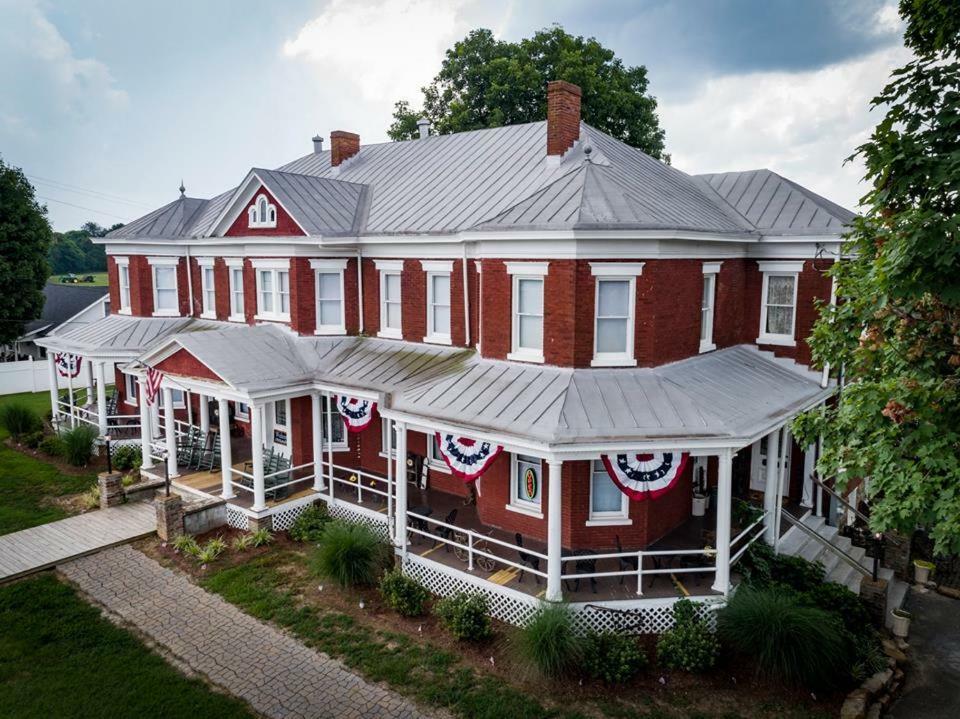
[0,159,51,345]
[48,222,115,274]
[388,26,667,159]
[792,0,960,555]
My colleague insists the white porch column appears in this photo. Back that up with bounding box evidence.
[84,360,94,406]
[711,448,734,595]
[546,459,564,602]
[385,417,394,537]
[250,404,266,511]
[326,392,335,503]
[311,393,325,491]
[151,400,161,439]
[801,443,816,509]
[66,367,76,428]
[763,427,781,544]
[162,387,178,478]
[95,362,108,435]
[138,378,154,470]
[773,426,791,553]
[46,353,59,428]
[218,398,234,499]
[394,421,408,552]
[199,393,210,434]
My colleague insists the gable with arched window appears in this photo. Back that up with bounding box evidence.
[247,193,277,229]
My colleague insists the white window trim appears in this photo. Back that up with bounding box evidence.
[235,401,250,422]
[197,257,216,319]
[757,261,802,347]
[587,459,632,525]
[589,262,645,277]
[251,259,290,322]
[247,193,277,229]
[591,275,638,368]
[171,389,186,410]
[425,433,451,473]
[423,262,453,345]
[311,259,348,335]
[225,258,245,322]
[505,261,549,276]
[507,453,544,519]
[148,257,180,317]
[115,257,131,315]
[508,274,545,364]
[700,262,721,354]
[123,373,137,407]
[377,262,403,340]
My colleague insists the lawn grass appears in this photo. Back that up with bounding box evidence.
[0,391,95,535]
[0,574,253,719]
[48,272,109,286]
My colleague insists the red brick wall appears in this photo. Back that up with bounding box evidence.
[214,259,231,320]
[290,396,313,467]
[714,259,749,349]
[106,256,120,311]
[290,258,314,334]
[155,348,224,383]
[130,255,152,316]
[243,259,257,323]
[188,258,202,317]
[402,260,426,342]
[225,185,305,237]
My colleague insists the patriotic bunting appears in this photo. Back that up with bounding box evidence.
[434,433,504,482]
[601,452,689,501]
[336,395,376,432]
[54,353,82,379]
[145,366,164,406]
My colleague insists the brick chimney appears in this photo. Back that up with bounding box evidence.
[546,80,581,157]
[330,131,360,167]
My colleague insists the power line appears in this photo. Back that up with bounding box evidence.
[27,174,154,209]
[36,195,132,222]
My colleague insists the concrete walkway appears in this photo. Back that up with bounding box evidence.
[60,546,425,719]
[0,502,155,581]
[888,589,960,718]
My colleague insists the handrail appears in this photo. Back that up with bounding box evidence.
[814,475,870,525]
[781,508,870,577]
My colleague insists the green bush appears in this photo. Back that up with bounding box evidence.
[434,593,492,642]
[850,631,887,682]
[232,533,254,551]
[717,587,852,689]
[379,568,429,617]
[39,435,65,457]
[249,528,273,547]
[310,520,389,587]
[583,631,647,684]
[800,582,873,636]
[22,430,45,449]
[656,599,718,673]
[61,425,98,467]
[288,503,331,542]
[80,484,100,510]
[111,444,141,472]
[739,541,825,593]
[0,402,43,438]
[517,604,581,678]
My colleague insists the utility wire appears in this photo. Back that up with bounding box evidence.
[28,174,154,209]
[36,194,132,222]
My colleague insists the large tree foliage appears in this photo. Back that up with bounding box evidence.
[793,0,960,554]
[48,221,116,274]
[0,159,51,345]
[388,26,667,159]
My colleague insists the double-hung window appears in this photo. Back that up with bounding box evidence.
[235,401,250,422]
[757,261,803,346]
[321,396,347,450]
[421,260,453,344]
[310,259,347,334]
[116,257,131,314]
[198,258,216,318]
[426,433,449,471]
[226,259,245,321]
[376,260,403,339]
[124,373,138,406]
[700,262,721,353]
[508,453,543,517]
[588,459,630,524]
[148,257,180,317]
[252,259,290,322]
[590,263,643,366]
[506,262,549,363]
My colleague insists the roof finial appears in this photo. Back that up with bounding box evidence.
[179,179,186,197]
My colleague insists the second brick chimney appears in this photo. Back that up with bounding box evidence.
[330,130,360,167]
[546,80,581,157]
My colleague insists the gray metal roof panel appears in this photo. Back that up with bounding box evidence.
[39,315,222,355]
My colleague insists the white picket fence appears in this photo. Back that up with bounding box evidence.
[0,358,69,395]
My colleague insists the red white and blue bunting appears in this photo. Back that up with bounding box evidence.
[434,433,504,482]
[54,352,82,379]
[601,452,689,501]
[336,395,377,432]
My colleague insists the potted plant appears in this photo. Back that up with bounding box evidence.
[891,607,911,638]
[913,559,935,585]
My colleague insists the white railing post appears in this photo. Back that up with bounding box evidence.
[763,427,781,544]
[219,398,234,499]
[774,425,791,554]
[138,377,154,470]
[394,421,408,555]
[636,550,644,596]
[326,392,335,504]
[163,387,178,478]
[311,393,325,492]
[46,353,59,428]
[95,362,108,435]
[546,459,563,602]
[712,448,734,595]
[467,532,475,572]
[250,404,266,511]
[386,417,394,536]
[66,366,76,428]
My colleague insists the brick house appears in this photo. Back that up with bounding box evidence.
[37,81,850,628]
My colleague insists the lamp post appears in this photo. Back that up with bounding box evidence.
[158,448,171,496]
[872,532,883,582]
[102,435,113,474]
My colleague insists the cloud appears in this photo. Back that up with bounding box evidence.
[283,0,471,103]
[659,43,911,211]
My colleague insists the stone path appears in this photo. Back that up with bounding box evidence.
[60,546,426,719]
[0,502,155,582]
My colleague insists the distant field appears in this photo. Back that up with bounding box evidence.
[48,272,108,286]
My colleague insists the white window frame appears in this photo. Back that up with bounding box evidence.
[115,257,131,314]
[322,396,348,452]
[376,259,404,340]
[506,262,549,364]
[197,258,216,319]
[507,452,544,518]
[587,459,631,525]
[589,263,644,367]
[123,373,138,407]
[251,259,291,322]
[235,401,250,422]
[225,258,245,322]
[247,193,277,229]
[310,259,348,335]
[700,262,722,354]
[757,261,802,347]
[422,260,453,345]
[148,257,181,317]
[171,389,186,410]
[426,432,450,473]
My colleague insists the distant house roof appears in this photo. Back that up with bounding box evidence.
[23,283,108,338]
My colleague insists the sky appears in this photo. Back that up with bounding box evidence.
[0,0,909,231]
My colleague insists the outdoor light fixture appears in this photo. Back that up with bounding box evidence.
[157,448,171,496]
[102,435,113,474]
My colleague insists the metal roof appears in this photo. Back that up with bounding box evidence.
[37,315,223,356]
[108,196,209,239]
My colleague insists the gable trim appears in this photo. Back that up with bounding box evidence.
[208,171,311,238]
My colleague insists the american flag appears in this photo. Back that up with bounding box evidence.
[145,366,164,406]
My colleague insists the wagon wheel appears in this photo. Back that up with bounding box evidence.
[472,537,498,572]
[452,530,470,562]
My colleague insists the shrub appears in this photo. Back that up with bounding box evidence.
[250,528,273,547]
[583,631,647,684]
[434,593,492,642]
[0,402,42,438]
[289,503,332,543]
[770,554,825,593]
[379,568,429,617]
[717,586,852,689]
[61,425,98,467]
[517,604,581,678]
[20,430,44,449]
[656,599,718,673]
[800,582,873,637]
[310,520,389,587]
[111,444,141,472]
[232,533,255,552]
[850,631,887,682]
[39,435,65,457]
[196,537,227,564]
[80,484,100,510]
[172,534,201,556]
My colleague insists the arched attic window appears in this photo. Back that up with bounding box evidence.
[248,193,278,229]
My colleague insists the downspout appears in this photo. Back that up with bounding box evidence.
[462,243,471,346]
[185,246,195,317]
[356,250,364,333]
[820,259,838,388]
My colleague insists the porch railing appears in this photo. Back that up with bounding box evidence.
[229,461,317,499]
[56,399,141,435]
[729,512,767,565]
[559,547,716,597]
[325,462,392,505]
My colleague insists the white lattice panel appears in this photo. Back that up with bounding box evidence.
[325,500,391,541]
[226,506,249,531]
[568,599,720,635]
[270,502,312,532]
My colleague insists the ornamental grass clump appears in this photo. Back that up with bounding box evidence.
[656,599,718,673]
[310,520,389,588]
[0,402,42,438]
[717,586,852,689]
[249,528,273,547]
[195,537,227,565]
[172,534,201,557]
[582,631,648,684]
[379,568,429,617]
[61,425,98,467]
[517,603,581,678]
[434,592,492,642]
